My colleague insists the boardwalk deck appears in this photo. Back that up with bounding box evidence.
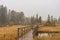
[19,30,33,40]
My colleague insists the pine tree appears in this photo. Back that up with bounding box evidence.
[53,18,57,26]
[51,16,54,25]
[31,16,35,24]
[46,14,51,26]
[58,17,60,24]
[35,14,39,23]
[39,16,42,24]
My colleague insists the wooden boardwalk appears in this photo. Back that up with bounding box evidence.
[18,26,33,40]
[19,30,33,40]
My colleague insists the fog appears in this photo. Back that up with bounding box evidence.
[0,0,60,20]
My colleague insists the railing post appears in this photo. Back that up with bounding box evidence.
[18,26,32,40]
[18,28,19,40]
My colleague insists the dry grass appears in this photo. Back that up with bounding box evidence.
[37,25,60,40]
[0,25,26,40]
[1,25,60,40]
[39,25,60,32]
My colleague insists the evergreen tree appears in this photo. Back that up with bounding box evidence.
[46,14,51,26]
[58,17,60,24]
[51,16,54,25]
[39,16,42,24]
[31,16,35,24]
[35,14,39,23]
[53,18,57,26]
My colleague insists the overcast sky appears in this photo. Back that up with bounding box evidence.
[0,0,60,20]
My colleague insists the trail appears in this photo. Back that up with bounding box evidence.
[19,30,33,40]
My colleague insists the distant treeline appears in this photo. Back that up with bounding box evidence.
[31,14,60,26]
[0,5,31,26]
[0,5,60,26]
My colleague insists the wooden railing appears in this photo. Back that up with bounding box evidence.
[18,26,32,40]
